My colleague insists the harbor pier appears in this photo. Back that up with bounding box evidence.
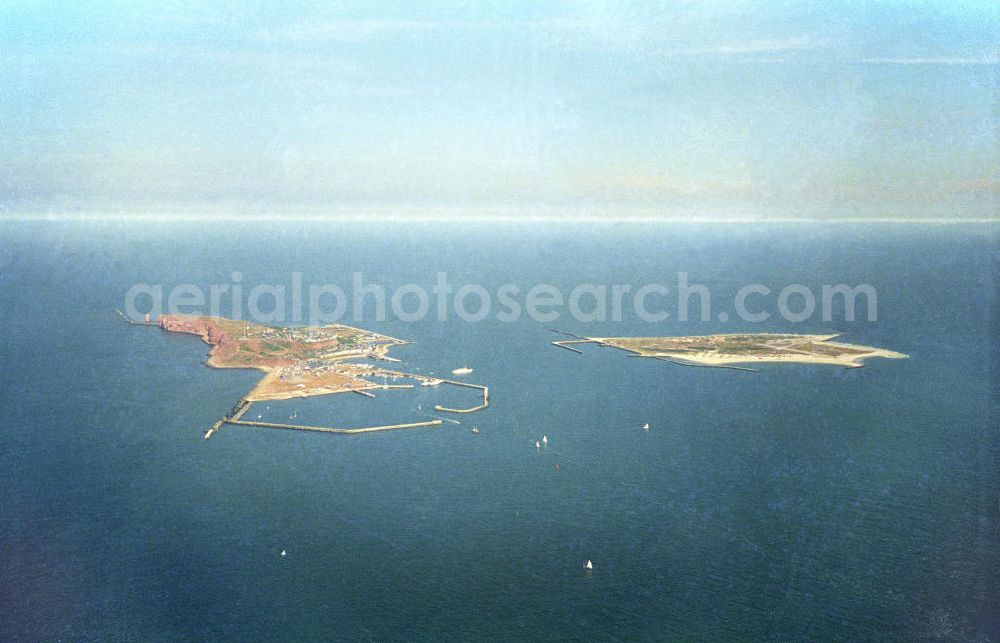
[433,380,490,414]
[225,418,444,434]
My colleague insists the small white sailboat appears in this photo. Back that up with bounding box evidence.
[542,435,548,444]
[280,549,287,557]
[471,426,480,435]
[585,559,593,570]
[535,441,541,449]
[643,422,650,431]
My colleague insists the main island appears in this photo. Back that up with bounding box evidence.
[551,331,908,371]
[125,313,489,439]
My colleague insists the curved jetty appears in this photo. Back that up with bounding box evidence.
[551,330,908,369]
[124,313,490,439]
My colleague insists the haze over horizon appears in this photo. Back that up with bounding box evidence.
[2,1,997,220]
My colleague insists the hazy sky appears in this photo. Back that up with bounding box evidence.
[2,1,997,218]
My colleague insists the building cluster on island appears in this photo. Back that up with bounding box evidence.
[275,359,379,385]
[135,314,490,437]
[158,315,388,360]
[152,314,460,402]
[247,323,385,351]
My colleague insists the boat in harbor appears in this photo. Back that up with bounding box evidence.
[451,366,473,375]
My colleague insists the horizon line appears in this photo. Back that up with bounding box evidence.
[2,213,997,224]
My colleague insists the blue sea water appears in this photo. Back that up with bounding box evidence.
[0,220,997,640]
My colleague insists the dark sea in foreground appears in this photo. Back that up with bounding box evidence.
[0,219,997,640]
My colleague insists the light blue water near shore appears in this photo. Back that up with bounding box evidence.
[0,220,997,640]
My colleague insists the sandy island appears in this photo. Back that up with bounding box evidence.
[552,332,908,369]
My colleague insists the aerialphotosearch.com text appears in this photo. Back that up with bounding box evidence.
[123,272,878,326]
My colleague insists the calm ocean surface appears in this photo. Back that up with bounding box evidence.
[1,220,997,640]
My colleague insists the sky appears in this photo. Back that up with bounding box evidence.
[1,1,997,219]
